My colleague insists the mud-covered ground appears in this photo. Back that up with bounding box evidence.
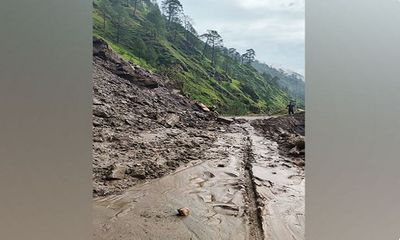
[92,37,305,239]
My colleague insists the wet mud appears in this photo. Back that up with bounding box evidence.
[94,130,250,240]
[93,118,305,240]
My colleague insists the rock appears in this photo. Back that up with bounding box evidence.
[93,120,101,127]
[195,102,210,112]
[93,98,103,105]
[289,136,305,150]
[108,164,128,180]
[115,66,135,81]
[93,136,104,143]
[216,117,234,124]
[299,149,305,155]
[278,127,289,137]
[289,146,300,156]
[93,37,109,59]
[166,161,180,168]
[128,169,146,180]
[164,113,180,127]
[177,207,190,217]
[293,159,305,167]
[125,119,133,125]
[293,136,305,149]
[93,106,111,118]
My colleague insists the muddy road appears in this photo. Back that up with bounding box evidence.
[93,117,305,240]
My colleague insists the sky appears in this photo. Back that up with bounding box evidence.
[158,0,305,75]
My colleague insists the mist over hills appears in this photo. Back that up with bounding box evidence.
[252,60,305,107]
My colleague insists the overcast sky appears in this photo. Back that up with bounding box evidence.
[158,0,305,75]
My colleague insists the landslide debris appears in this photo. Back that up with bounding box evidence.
[92,37,227,196]
[251,112,305,164]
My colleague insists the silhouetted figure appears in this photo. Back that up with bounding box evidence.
[287,102,295,115]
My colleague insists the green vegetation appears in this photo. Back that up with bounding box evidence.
[93,0,292,115]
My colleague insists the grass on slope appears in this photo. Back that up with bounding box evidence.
[93,0,291,115]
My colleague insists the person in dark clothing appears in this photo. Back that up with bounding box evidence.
[287,102,295,115]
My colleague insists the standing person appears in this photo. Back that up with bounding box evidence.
[287,101,295,115]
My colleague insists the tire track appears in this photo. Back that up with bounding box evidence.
[243,134,265,240]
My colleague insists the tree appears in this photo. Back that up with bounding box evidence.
[242,48,256,64]
[162,0,183,25]
[98,0,112,32]
[222,56,232,73]
[201,30,223,67]
[234,52,242,63]
[228,48,241,63]
[135,38,147,59]
[132,0,141,15]
[228,48,237,57]
[182,14,197,42]
[145,46,158,65]
[162,0,183,41]
[110,1,128,43]
[146,4,166,37]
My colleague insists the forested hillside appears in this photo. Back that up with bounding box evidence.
[252,60,305,108]
[93,0,296,115]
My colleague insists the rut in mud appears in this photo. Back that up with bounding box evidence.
[243,135,265,240]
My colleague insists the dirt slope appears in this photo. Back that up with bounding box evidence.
[92,37,226,196]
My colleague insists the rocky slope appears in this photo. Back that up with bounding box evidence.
[92,37,229,196]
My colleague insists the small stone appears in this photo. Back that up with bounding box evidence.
[93,98,103,105]
[177,207,190,217]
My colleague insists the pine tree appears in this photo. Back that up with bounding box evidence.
[201,30,223,67]
[98,0,112,32]
[161,0,183,25]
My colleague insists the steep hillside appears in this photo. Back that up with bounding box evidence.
[93,37,228,196]
[252,60,305,107]
[93,0,292,115]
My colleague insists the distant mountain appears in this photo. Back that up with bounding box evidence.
[252,60,305,107]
